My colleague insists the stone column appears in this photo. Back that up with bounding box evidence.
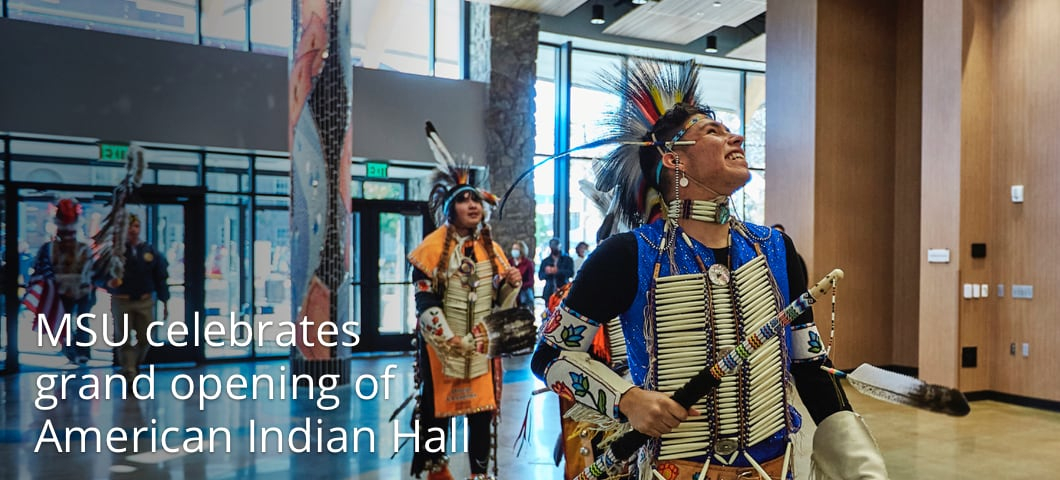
[472,6,540,257]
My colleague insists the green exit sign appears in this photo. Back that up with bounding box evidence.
[99,143,129,162]
[365,161,389,178]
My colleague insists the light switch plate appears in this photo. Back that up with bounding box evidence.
[1011,185,1024,203]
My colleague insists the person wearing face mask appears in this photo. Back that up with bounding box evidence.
[538,237,574,302]
[509,241,535,308]
[404,122,521,480]
[529,60,888,480]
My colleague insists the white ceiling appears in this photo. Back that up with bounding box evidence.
[465,0,590,17]
[603,0,765,45]
[726,32,765,62]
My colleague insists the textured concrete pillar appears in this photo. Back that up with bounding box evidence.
[472,6,539,256]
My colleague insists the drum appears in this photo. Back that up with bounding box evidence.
[484,307,537,357]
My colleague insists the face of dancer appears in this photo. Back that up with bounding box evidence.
[450,191,483,233]
[673,115,749,197]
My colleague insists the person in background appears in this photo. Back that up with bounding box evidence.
[106,213,169,378]
[572,241,590,275]
[538,238,574,301]
[509,240,535,308]
[32,199,96,364]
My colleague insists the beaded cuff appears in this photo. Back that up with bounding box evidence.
[541,304,600,351]
[790,322,827,363]
[419,306,455,341]
[544,351,634,420]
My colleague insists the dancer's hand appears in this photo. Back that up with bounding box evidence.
[618,387,699,437]
[503,267,521,287]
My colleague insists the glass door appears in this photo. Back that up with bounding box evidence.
[12,188,204,368]
[252,201,291,356]
[351,200,431,351]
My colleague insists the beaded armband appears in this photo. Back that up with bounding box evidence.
[418,306,455,342]
[544,351,635,420]
[541,304,600,352]
[790,322,827,363]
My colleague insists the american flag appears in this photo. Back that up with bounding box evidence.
[21,247,67,344]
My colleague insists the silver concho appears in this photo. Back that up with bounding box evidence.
[707,263,731,286]
[715,438,739,456]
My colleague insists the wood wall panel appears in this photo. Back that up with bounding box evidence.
[892,0,923,368]
[918,0,963,388]
[957,0,995,393]
[765,0,817,279]
[813,0,896,368]
[990,0,1060,401]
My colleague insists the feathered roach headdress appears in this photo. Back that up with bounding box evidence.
[424,121,498,227]
[496,57,713,236]
[594,58,714,232]
[93,144,147,280]
[54,198,83,234]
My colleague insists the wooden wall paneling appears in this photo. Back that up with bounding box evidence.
[990,0,1060,401]
[765,0,818,281]
[918,0,962,388]
[892,0,923,368]
[957,0,994,392]
[813,0,896,368]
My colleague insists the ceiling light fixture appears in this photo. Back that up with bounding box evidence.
[632,0,648,4]
[591,4,606,24]
[705,35,718,53]
[713,1,722,6]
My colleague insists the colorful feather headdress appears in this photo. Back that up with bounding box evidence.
[595,58,713,233]
[424,121,498,227]
[496,57,713,237]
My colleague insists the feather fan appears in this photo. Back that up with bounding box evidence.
[93,144,147,281]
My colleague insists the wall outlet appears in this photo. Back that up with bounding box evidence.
[998,284,1005,297]
[1010,342,1016,355]
[1022,343,1030,357]
[1011,184,1024,203]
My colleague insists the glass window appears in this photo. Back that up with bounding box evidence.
[10,140,97,159]
[251,0,293,55]
[568,157,603,249]
[744,72,766,169]
[255,175,290,195]
[362,181,405,200]
[351,0,430,75]
[535,45,557,156]
[202,0,247,49]
[255,156,290,173]
[8,0,198,44]
[205,197,252,358]
[731,169,765,225]
[434,0,463,79]
[570,50,622,157]
[253,202,291,356]
[533,155,555,267]
[699,67,743,134]
[156,169,200,186]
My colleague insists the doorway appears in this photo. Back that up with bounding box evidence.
[7,186,204,371]
[351,199,432,352]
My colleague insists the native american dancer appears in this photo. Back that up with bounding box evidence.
[529,59,888,480]
[406,122,522,480]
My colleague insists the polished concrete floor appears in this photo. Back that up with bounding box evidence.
[1,355,1058,479]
